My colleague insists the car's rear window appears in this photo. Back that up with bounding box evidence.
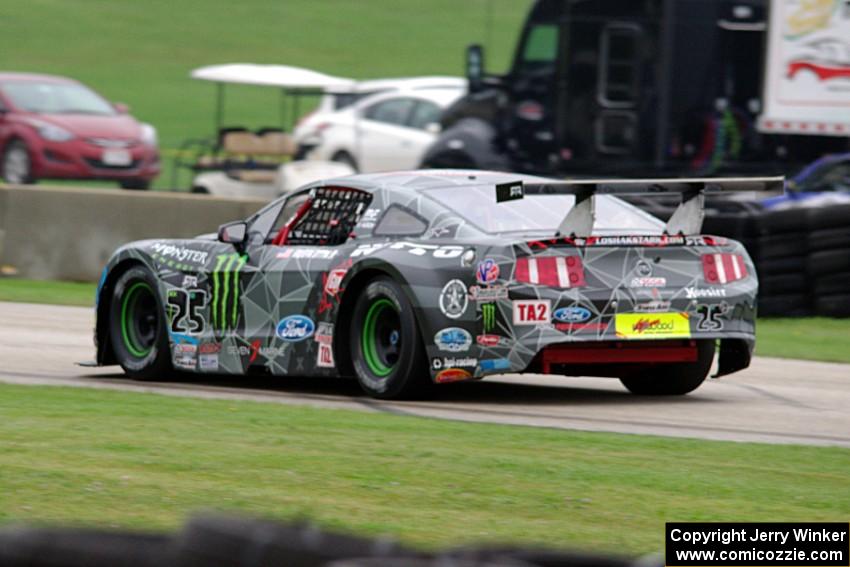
[427,184,664,234]
[0,81,116,115]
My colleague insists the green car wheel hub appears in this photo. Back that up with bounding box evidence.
[120,281,157,358]
[362,298,402,377]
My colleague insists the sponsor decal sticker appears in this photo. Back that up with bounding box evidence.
[435,368,473,383]
[351,242,464,258]
[276,248,339,260]
[439,279,468,319]
[432,356,477,370]
[552,306,591,323]
[227,341,287,362]
[634,300,671,313]
[181,275,199,288]
[172,343,197,370]
[635,260,653,277]
[434,327,472,352]
[357,207,382,229]
[512,300,551,325]
[476,334,505,347]
[276,315,316,342]
[615,312,691,339]
[476,258,500,284]
[316,343,335,368]
[211,253,248,333]
[685,287,728,299]
[478,358,511,372]
[629,277,667,288]
[198,349,219,371]
[495,181,524,203]
[315,322,334,345]
[481,303,497,331]
[469,285,508,301]
[325,269,347,295]
[151,242,209,265]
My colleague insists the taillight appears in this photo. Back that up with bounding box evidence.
[702,253,748,284]
[515,256,586,288]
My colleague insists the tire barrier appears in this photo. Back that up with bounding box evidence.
[0,514,659,567]
[806,202,850,318]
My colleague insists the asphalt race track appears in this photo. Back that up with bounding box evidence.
[2,301,849,447]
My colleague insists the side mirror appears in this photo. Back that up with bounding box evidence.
[218,221,247,246]
[466,44,485,93]
[113,102,130,114]
[425,122,442,135]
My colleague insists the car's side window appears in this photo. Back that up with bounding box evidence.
[266,193,311,242]
[407,101,441,130]
[363,98,416,127]
[276,187,372,246]
[246,201,284,244]
[373,205,428,237]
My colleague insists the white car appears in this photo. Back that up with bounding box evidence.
[294,77,465,172]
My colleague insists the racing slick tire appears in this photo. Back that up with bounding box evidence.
[2,139,35,184]
[618,340,715,396]
[108,266,172,380]
[350,277,431,399]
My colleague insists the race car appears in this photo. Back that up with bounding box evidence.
[93,170,781,399]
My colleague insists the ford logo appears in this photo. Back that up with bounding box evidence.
[276,315,315,342]
[553,306,591,323]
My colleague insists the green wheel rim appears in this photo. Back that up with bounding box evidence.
[121,281,156,358]
[361,298,400,378]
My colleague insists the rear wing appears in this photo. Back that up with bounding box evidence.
[496,177,785,236]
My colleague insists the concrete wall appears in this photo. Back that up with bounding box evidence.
[0,185,267,282]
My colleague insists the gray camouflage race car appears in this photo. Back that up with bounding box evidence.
[94,170,782,399]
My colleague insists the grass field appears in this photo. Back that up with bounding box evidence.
[1,383,848,552]
[1,278,848,364]
[0,0,532,188]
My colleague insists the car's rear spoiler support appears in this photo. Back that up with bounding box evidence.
[501,177,785,236]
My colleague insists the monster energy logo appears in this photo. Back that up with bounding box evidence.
[482,303,496,332]
[211,253,248,333]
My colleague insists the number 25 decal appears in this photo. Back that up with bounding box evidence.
[697,303,727,331]
[167,288,208,334]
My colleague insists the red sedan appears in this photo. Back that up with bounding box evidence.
[0,72,159,189]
